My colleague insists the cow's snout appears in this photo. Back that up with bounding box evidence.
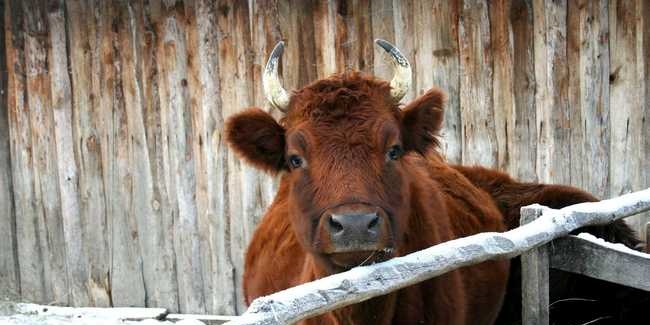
[318,204,391,254]
[328,212,381,241]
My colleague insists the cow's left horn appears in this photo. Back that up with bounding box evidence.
[375,39,411,102]
[263,41,290,112]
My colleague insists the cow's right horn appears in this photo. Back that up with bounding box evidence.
[375,39,411,102]
[262,41,291,112]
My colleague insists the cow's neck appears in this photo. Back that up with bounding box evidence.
[298,256,398,325]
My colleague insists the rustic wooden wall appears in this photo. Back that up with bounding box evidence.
[0,0,648,316]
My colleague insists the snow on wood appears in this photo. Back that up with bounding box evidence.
[224,188,650,325]
[0,302,232,324]
[549,234,650,291]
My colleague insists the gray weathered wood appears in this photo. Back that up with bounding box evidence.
[0,0,19,300]
[225,189,650,325]
[520,207,549,325]
[608,0,646,231]
[459,0,497,167]
[550,235,650,291]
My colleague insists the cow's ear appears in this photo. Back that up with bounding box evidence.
[400,88,445,154]
[225,108,286,174]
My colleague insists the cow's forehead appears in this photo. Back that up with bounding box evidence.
[282,72,400,128]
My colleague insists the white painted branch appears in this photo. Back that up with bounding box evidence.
[225,188,650,325]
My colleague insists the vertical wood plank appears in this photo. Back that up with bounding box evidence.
[48,0,90,307]
[459,0,497,167]
[154,0,205,314]
[640,1,650,238]
[23,0,70,305]
[370,0,394,80]
[139,0,181,311]
[566,0,584,191]
[520,207,549,325]
[5,0,46,303]
[65,0,111,307]
[431,0,461,163]
[313,0,338,78]
[93,0,145,308]
[391,0,416,102]
[509,0,537,182]
[533,0,570,185]
[490,0,515,172]
[116,0,180,312]
[609,0,645,231]
[187,0,236,315]
[217,0,268,312]
[0,0,20,300]
[573,0,610,198]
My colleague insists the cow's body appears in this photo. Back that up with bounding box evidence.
[244,153,509,325]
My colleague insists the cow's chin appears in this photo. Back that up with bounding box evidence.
[326,248,395,272]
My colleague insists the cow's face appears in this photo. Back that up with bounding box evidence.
[226,74,444,273]
[226,40,443,273]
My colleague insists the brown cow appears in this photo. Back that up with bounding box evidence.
[226,40,645,325]
[227,40,509,325]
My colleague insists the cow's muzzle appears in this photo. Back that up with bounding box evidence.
[317,203,392,258]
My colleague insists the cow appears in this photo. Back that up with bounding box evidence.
[225,40,645,325]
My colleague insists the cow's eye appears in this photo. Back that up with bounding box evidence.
[288,155,303,169]
[386,145,403,161]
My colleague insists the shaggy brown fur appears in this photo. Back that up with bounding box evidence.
[228,73,509,325]
[226,72,645,325]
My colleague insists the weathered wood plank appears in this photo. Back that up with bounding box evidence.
[138,0,180,312]
[566,0,584,190]
[370,0,394,80]
[609,0,645,232]
[431,0,461,164]
[509,0,537,182]
[459,0,497,167]
[115,0,179,312]
[155,0,205,314]
[573,0,610,198]
[5,0,46,303]
[23,0,69,305]
[550,234,650,291]
[490,0,515,172]
[313,0,337,78]
[520,207,549,325]
[0,0,20,300]
[92,0,145,308]
[64,0,112,308]
[186,0,236,315]
[533,0,570,185]
[47,0,90,307]
[391,0,416,102]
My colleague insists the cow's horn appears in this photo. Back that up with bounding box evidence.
[262,41,290,112]
[375,39,411,102]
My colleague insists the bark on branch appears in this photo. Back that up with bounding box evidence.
[225,188,650,325]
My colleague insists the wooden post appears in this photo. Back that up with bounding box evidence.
[646,222,650,254]
[520,206,549,325]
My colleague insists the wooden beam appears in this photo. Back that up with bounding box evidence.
[520,207,549,325]
[550,234,650,291]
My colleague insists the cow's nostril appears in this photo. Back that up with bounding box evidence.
[329,215,344,234]
[367,214,380,232]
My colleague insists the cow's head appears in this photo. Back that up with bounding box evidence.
[226,40,444,273]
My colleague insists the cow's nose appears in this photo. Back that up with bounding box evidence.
[327,212,381,244]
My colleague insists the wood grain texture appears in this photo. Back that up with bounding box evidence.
[0,0,648,314]
[459,0,497,166]
[0,0,19,299]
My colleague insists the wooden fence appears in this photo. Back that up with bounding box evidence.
[0,0,648,316]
